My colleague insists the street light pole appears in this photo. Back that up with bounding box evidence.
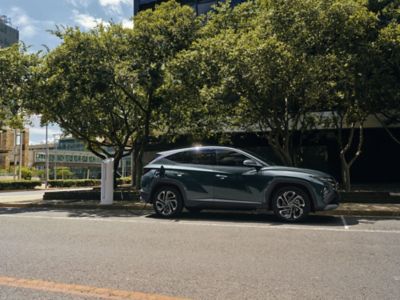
[18,130,23,180]
[53,134,59,180]
[45,124,49,189]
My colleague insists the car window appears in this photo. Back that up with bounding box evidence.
[217,150,249,167]
[166,149,216,165]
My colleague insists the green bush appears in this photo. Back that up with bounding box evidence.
[47,179,100,188]
[20,167,33,180]
[116,176,131,185]
[0,180,41,190]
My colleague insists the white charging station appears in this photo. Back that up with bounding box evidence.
[100,158,114,205]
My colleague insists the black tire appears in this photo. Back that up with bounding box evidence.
[186,207,202,214]
[153,186,183,218]
[272,186,311,222]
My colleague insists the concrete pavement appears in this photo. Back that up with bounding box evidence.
[0,209,400,299]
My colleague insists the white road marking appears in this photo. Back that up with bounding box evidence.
[341,215,349,230]
[1,213,400,234]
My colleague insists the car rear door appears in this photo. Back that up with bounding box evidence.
[162,149,217,204]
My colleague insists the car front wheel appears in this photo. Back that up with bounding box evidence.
[272,186,311,222]
[153,186,183,218]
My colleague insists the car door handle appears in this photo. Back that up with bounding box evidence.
[175,172,184,177]
[216,174,227,179]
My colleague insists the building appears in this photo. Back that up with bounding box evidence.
[0,129,30,170]
[30,137,135,179]
[133,0,245,15]
[0,15,19,48]
[31,138,102,179]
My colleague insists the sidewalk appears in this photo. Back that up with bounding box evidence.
[1,196,400,217]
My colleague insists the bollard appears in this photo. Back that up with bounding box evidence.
[100,158,114,205]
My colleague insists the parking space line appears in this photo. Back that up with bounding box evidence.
[2,214,400,234]
[340,216,349,230]
[0,275,186,300]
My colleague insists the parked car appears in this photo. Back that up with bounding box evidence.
[140,146,339,222]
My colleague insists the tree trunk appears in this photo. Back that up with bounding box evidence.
[113,155,122,188]
[134,145,144,189]
[340,155,351,192]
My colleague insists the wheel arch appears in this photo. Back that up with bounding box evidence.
[265,178,317,212]
[149,179,187,204]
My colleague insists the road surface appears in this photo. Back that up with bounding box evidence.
[1,208,399,299]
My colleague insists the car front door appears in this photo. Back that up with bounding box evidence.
[213,149,268,206]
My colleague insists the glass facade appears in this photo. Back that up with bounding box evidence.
[34,151,101,165]
[135,0,246,15]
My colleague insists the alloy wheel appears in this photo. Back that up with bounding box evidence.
[155,190,178,216]
[276,190,306,220]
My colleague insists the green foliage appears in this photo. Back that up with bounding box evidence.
[0,43,38,129]
[47,179,100,188]
[0,180,41,190]
[19,167,33,180]
[52,167,74,179]
[27,23,142,183]
[116,176,131,185]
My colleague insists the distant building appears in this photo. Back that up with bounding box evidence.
[0,15,19,48]
[31,137,135,179]
[0,129,30,170]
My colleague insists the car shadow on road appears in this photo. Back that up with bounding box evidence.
[0,207,152,219]
[3,207,398,228]
[146,210,358,227]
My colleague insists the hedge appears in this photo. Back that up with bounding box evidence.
[117,177,131,185]
[0,180,42,190]
[48,179,100,188]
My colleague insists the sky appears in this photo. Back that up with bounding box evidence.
[0,0,134,144]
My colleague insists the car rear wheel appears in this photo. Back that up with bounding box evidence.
[153,186,183,218]
[272,186,310,222]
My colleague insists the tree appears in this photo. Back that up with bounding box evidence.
[307,0,378,190]
[166,0,320,166]
[367,1,400,144]
[28,24,142,184]
[0,43,38,130]
[115,0,201,185]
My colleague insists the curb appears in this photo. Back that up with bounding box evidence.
[0,202,151,210]
[1,202,399,217]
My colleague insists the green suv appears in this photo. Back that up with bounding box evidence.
[140,146,339,222]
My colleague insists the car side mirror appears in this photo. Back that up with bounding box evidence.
[243,159,262,170]
[158,165,165,177]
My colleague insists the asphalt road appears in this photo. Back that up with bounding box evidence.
[0,208,400,300]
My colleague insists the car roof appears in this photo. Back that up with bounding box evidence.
[157,146,241,157]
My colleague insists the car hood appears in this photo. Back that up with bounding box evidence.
[261,166,332,178]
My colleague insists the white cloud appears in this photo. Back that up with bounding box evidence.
[8,6,39,38]
[121,18,133,29]
[28,115,62,145]
[65,0,92,8]
[72,9,105,29]
[98,0,132,15]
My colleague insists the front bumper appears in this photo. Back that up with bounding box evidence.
[323,190,340,211]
